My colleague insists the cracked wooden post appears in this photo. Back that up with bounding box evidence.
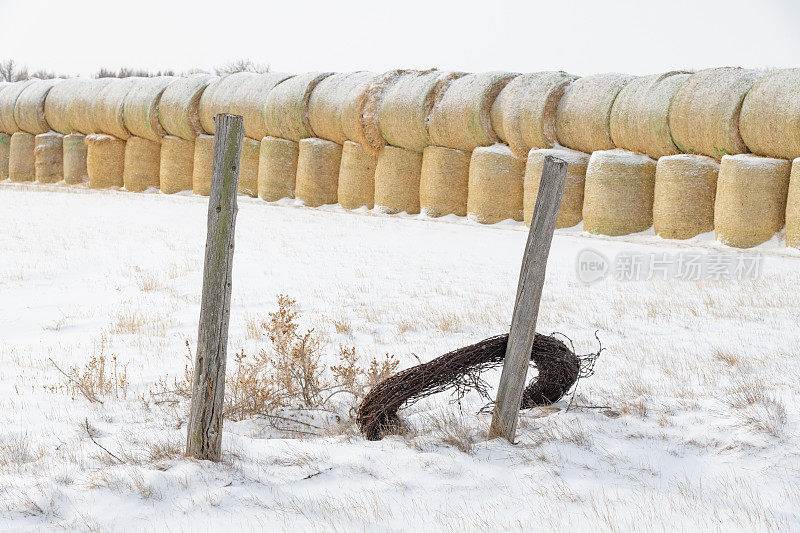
[489,155,568,443]
[186,113,244,461]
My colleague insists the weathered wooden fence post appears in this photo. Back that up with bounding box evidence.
[489,155,568,443]
[186,113,244,461]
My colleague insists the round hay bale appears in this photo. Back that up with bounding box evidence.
[554,73,635,154]
[86,134,125,189]
[70,78,116,135]
[258,136,299,201]
[159,135,194,194]
[490,71,577,159]
[294,138,342,207]
[34,132,63,183]
[609,71,692,159]
[93,77,144,139]
[338,140,378,209]
[419,145,470,217]
[377,70,466,152]
[583,149,657,236]
[467,144,526,224]
[192,134,214,196]
[740,69,800,161]
[524,147,589,228]
[668,67,763,160]
[14,79,61,135]
[123,136,161,192]
[123,76,176,143]
[63,133,88,184]
[263,72,334,141]
[9,132,35,182]
[198,72,256,135]
[0,80,37,133]
[349,69,412,150]
[786,159,800,248]
[239,137,261,197]
[653,154,719,239]
[0,133,10,179]
[308,71,376,145]
[714,154,790,248]
[373,145,423,214]
[44,78,91,134]
[428,72,519,152]
[230,72,293,140]
[158,74,217,140]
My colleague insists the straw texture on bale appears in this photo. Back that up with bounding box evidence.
[377,70,465,152]
[349,69,410,150]
[555,73,635,154]
[230,72,293,139]
[258,136,299,201]
[374,145,423,214]
[123,136,161,192]
[419,145,471,217]
[490,71,577,158]
[63,134,87,184]
[652,154,719,239]
[70,78,116,135]
[308,72,376,145]
[192,134,215,196]
[714,154,790,248]
[14,79,60,135]
[467,144,526,224]
[123,76,175,142]
[159,136,194,194]
[44,78,90,134]
[34,132,63,183]
[583,149,657,236]
[9,132,35,182]
[668,67,762,160]
[198,72,256,135]
[609,71,691,159]
[86,134,126,189]
[740,69,800,160]
[0,133,9,179]
[263,72,333,141]
[786,159,800,248]
[93,77,143,139]
[0,80,36,133]
[428,72,519,152]
[338,141,378,209]
[524,147,589,228]
[158,74,216,140]
[239,137,261,197]
[294,138,342,207]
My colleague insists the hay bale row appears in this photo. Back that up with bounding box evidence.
[308,71,376,145]
[123,136,161,192]
[123,76,175,142]
[231,72,293,139]
[467,144,526,224]
[93,77,143,139]
[338,140,377,209]
[258,136,299,201]
[524,147,589,228]
[653,154,719,239]
[87,134,125,189]
[374,145,423,214]
[295,138,342,207]
[14,79,61,135]
[419,145,470,217]
[9,132,35,182]
[34,132,63,183]
[739,69,800,161]
[786,158,800,248]
[0,80,36,133]
[0,133,9,179]
[263,72,333,141]
[160,135,194,194]
[158,74,216,140]
[63,133,88,184]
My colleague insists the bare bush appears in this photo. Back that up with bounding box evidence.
[214,59,270,76]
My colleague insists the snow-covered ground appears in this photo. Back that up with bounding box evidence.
[1,181,798,531]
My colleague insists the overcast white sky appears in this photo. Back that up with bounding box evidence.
[1,0,798,77]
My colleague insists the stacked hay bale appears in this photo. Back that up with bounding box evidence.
[714,154,791,248]
[668,67,762,159]
[524,148,589,228]
[259,136,300,201]
[34,132,63,183]
[374,145,424,214]
[294,138,343,207]
[583,149,657,236]
[467,144,526,223]
[420,145,471,217]
[0,80,37,182]
[44,78,95,183]
[739,69,800,161]
[157,73,216,193]
[86,134,126,189]
[13,79,62,182]
[786,159,800,248]
[338,140,378,209]
[653,155,719,239]
[192,134,215,196]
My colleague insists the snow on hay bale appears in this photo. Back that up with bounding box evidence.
[86,134,125,189]
[258,136,299,201]
[34,132,63,183]
[739,69,800,161]
[490,71,577,159]
[159,135,194,194]
[350,69,412,150]
[92,77,144,139]
[307,71,376,145]
[377,70,465,152]
[192,134,214,196]
[555,73,635,154]
[44,78,90,134]
[0,133,9,179]
[524,147,589,228]
[239,138,261,197]
[714,154,790,248]
[71,78,116,135]
[374,145,423,214]
[786,159,800,248]
[9,132,35,182]
[583,149,657,236]
[653,154,719,239]
[338,140,378,209]
[263,72,333,141]
[63,133,88,184]
[14,79,61,135]
[198,72,256,135]
[467,143,526,224]
[0,80,36,133]
[158,73,217,140]
[609,71,692,159]
[419,145,471,217]
[123,136,161,192]
[668,67,763,160]
[295,137,342,207]
[230,71,293,139]
[123,76,175,143]
[428,72,519,152]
